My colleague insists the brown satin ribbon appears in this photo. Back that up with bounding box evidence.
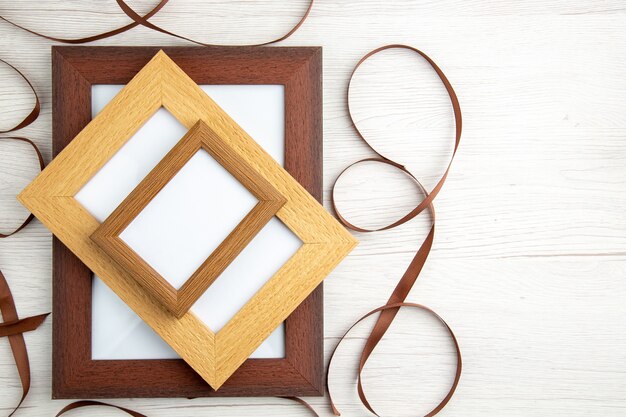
[54,398,320,416]
[114,0,314,47]
[0,314,48,338]
[0,0,314,46]
[55,401,146,417]
[327,45,463,416]
[0,58,50,417]
[0,1,168,44]
[0,59,45,238]
[0,137,45,238]
[0,59,40,133]
[0,270,49,417]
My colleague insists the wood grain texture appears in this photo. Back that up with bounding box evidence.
[41,45,326,400]
[20,44,340,395]
[92,120,287,318]
[18,49,356,391]
[1,1,626,416]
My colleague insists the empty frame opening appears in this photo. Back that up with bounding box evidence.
[85,84,290,359]
[119,148,259,290]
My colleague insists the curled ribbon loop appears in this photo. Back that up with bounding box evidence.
[0,0,314,47]
[327,302,462,417]
[0,59,40,133]
[0,59,44,238]
[332,44,462,232]
[0,1,169,44]
[115,0,314,47]
[0,137,45,238]
[328,45,463,416]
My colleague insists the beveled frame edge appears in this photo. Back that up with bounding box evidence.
[92,120,287,318]
[41,46,332,397]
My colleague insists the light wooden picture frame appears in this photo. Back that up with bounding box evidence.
[91,120,287,318]
[19,50,357,389]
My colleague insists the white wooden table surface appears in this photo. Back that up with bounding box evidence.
[1,1,625,416]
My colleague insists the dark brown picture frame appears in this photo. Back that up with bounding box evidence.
[91,120,286,318]
[52,46,323,398]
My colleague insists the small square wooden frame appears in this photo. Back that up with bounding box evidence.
[92,120,286,318]
[19,50,357,390]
